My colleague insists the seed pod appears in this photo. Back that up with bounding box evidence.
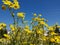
[2,5,6,10]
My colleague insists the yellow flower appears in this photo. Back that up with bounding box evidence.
[9,3,14,8]
[11,27,15,31]
[4,34,11,39]
[33,13,36,16]
[13,0,18,3]
[10,24,16,31]
[36,30,42,34]
[0,23,6,27]
[42,36,47,41]
[50,31,56,35]
[25,25,29,29]
[40,21,45,25]
[54,36,59,39]
[55,38,60,43]
[13,1,20,9]
[2,0,12,5]
[48,27,54,31]
[2,23,6,27]
[50,38,55,42]
[54,36,60,43]
[17,12,25,18]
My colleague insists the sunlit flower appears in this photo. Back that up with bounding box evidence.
[10,24,16,31]
[54,36,60,43]
[33,13,37,16]
[50,31,56,35]
[4,34,11,39]
[36,30,42,34]
[0,23,6,27]
[13,1,20,9]
[2,0,12,6]
[40,21,45,25]
[48,27,54,31]
[17,12,25,18]
[50,38,55,43]
[42,36,48,41]
[25,25,29,29]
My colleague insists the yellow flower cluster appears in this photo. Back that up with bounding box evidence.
[1,0,60,44]
[50,36,60,43]
[2,0,20,9]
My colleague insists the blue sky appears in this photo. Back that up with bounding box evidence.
[0,0,60,29]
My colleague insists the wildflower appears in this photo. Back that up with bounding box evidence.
[2,23,6,27]
[33,13,36,16]
[54,36,60,43]
[40,21,45,25]
[48,27,54,31]
[25,25,29,29]
[13,0,18,3]
[50,38,55,43]
[17,12,25,18]
[36,30,42,34]
[0,23,6,27]
[42,36,47,41]
[50,31,56,35]
[4,34,11,39]
[2,0,12,6]
[13,1,20,9]
[9,3,14,8]
[10,24,16,31]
